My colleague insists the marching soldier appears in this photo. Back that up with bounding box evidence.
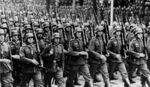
[43,22,51,45]
[88,25,111,87]
[107,26,131,87]
[127,27,150,87]
[19,32,44,87]
[66,27,93,87]
[36,28,46,51]
[10,28,22,87]
[0,29,14,87]
[41,32,67,87]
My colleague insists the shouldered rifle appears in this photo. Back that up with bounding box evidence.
[19,14,23,46]
[32,24,44,68]
[121,23,128,59]
[142,28,148,60]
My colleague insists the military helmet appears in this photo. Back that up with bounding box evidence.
[65,23,71,28]
[101,21,105,26]
[75,27,82,33]
[135,27,143,35]
[1,19,7,23]
[53,33,61,39]
[26,33,34,38]
[1,23,8,29]
[1,15,5,19]
[14,16,19,22]
[83,22,89,27]
[33,21,39,27]
[43,22,50,28]
[58,24,63,29]
[36,28,43,34]
[0,29,5,35]
[25,24,32,29]
[95,25,104,33]
[115,26,122,32]
[125,22,129,27]
[9,18,14,22]
[12,30,19,36]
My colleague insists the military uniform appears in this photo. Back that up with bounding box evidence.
[66,27,93,87]
[128,28,150,86]
[10,29,22,87]
[19,33,43,87]
[41,33,65,87]
[107,26,130,87]
[88,26,110,87]
[0,29,13,87]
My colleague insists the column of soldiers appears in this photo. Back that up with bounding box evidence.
[1,2,150,87]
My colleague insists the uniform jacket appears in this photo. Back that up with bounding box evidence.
[0,42,12,73]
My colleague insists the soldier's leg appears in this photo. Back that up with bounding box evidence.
[33,71,44,87]
[98,63,111,87]
[44,72,53,87]
[141,75,147,87]
[89,63,99,82]
[108,61,118,80]
[66,66,77,87]
[55,67,65,87]
[1,72,13,87]
[128,63,137,83]
[79,64,93,87]
[74,72,81,85]
[20,73,32,87]
[118,62,130,87]
[140,63,150,87]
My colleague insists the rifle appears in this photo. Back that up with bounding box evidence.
[137,15,149,60]
[19,13,23,46]
[121,23,128,59]
[70,25,75,39]
[142,28,148,60]
[32,23,43,68]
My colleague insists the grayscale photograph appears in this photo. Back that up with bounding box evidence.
[0,0,149,87]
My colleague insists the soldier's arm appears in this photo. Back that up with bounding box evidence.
[19,47,35,64]
[127,39,140,58]
[0,59,11,63]
[40,44,52,57]
[107,39,118,55]
[88,38,104,59]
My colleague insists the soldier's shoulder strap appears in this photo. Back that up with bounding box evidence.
[109,36,116,41]
[90,36,97,41]
[130,38,137,43]
[69,39,76,43]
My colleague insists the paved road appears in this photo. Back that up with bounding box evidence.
[28,73,147,87]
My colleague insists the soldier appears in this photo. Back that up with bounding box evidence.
[19,32,44,87]
[127,27,150,87]
[107,26,131,87]
[10,28,22,87]
[0,29,14,87]
[36,28,46,51]
[43,22,51,45]
[41,32,67,87]
[88,25,111,87]
[66,27,93,87]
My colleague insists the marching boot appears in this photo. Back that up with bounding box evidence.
[74,73,81,85]
[84,80,93,87]
[124,78,131,87]
[104,79,111,87]
[146,75,150,87]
